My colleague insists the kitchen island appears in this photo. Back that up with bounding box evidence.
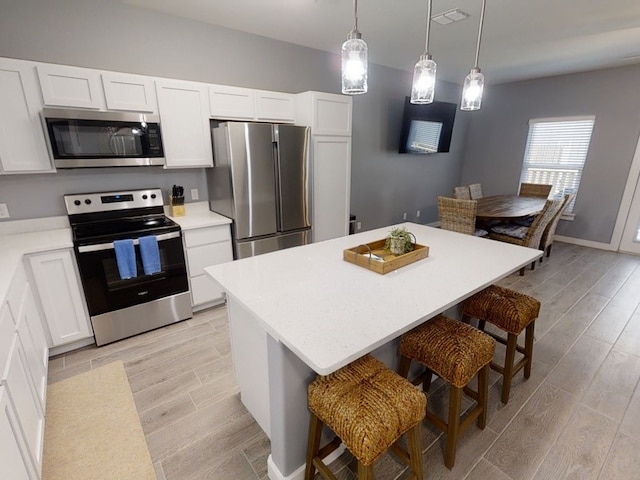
[204,223,542,480]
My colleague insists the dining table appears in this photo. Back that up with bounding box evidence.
[476,194,547,220]
[204,222,543,480]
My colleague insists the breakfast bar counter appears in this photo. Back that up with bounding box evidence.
[204,222,542,480]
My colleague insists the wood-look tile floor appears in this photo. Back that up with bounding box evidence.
[48,242,640,480]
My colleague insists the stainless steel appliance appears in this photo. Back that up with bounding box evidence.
[42,108,164,168]
[65,188,191,346]
[207,122,311,259]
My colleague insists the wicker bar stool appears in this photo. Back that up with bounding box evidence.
[306,354,426,480]
[397,315,495,469]
[461,285,541,404]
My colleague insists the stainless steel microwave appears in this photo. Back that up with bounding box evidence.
[41,108,165,168]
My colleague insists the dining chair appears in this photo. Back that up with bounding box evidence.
[539,193,576,261]
[453,186,471,200]
[519,182,552,198]
[489,198,564,275]
[469,183,483,200]
[438,196,488,237]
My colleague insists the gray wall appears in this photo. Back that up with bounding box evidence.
[461,64,640,244]
[0,0,464,228]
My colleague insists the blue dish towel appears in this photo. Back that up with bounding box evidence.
[139,235,161,275]
[113,239,137,280]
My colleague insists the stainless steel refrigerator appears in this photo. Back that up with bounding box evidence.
[206,122,311,259]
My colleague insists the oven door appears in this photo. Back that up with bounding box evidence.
[75,231,188,317]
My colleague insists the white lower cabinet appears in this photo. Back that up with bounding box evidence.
[0,305,43,480]
[0,386,35,480]
[183,225,233,310]
[27,249,93,347]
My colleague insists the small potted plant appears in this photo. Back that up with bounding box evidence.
[385,227,415,255]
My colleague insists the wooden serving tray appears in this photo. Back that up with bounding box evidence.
[343,239,429,275]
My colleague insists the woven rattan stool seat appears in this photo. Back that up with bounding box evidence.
[399,315,495,388]
[308,354,426,466]
[462,285,542,404]
[462,285,540,335]
[397,315,495,469]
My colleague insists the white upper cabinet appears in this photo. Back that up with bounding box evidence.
[255,90,295,122]
[209,85,295,123]
[156,79,213,168]
[209,85,255,120]
[295,91,352,136]
[0,59,53,174]
[36,64,103,109]
[102,72,157,113]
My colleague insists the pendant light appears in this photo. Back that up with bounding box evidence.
[461,0,487,111]
[410,0,436,104]
[341,0,368,95]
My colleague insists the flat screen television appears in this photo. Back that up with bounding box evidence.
[398,98,456,154]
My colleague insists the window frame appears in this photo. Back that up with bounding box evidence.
[519,115,595,219]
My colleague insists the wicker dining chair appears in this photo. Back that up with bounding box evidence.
[489,198,564,274]
[469,183,483,200]
[519,182,552,198]
[539,193,576,261]
[453,186,471,200]
[438,196,488,237]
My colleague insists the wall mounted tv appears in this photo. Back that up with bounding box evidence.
[398,98,457,154]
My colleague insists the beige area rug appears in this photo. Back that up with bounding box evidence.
[42,361,156,480]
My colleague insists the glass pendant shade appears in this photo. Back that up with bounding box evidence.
[341,34,368,95]
[410,54,437,104]
[461,68,484,111]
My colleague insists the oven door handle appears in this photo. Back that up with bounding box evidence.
[77,231,181,253]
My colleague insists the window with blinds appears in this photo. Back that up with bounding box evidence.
[407,120,443,153]
[519,116,595,213]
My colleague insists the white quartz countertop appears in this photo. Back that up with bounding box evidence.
[165,202,231,230]
[0,227,73,304]
[205,222,543,375]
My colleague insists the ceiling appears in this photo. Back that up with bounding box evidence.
[121,0,640,85]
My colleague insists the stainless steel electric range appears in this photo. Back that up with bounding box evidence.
[64,188,192,346]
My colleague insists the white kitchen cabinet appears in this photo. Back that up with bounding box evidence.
[312,136,352,242]
[255,90,295,122]
[0,58,53,174]
[27,249,93,347]
[295,91,352,136]
[0,386,35,480]
[0,307,44,477]
[209,84,255,120]
[36,63,103,109]
[102,72,157,113]
[183,225,233,310]
[156,79,213,168]
[209,85,295,123]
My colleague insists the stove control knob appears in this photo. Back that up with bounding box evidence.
[73,200,81,206]
[84,199,92,205]
[150,194,156,199]
[142,194,148,200]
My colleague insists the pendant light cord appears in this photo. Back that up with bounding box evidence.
[474,0,487,68]
[424,0,433,54]
[353,0,359,33]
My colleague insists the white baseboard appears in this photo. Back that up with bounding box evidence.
[554,235,616,251]
[267,446,346,480]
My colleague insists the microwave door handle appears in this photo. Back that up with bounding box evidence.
[77,231,181,253]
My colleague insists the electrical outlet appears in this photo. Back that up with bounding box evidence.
[0,203,9,219]
[402,212,407,220]
[191,188,199,201]
[416,209,421,218]
[356,221,362,230]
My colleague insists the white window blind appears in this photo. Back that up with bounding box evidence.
[520,116,595,213]
[407,120,442,153]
